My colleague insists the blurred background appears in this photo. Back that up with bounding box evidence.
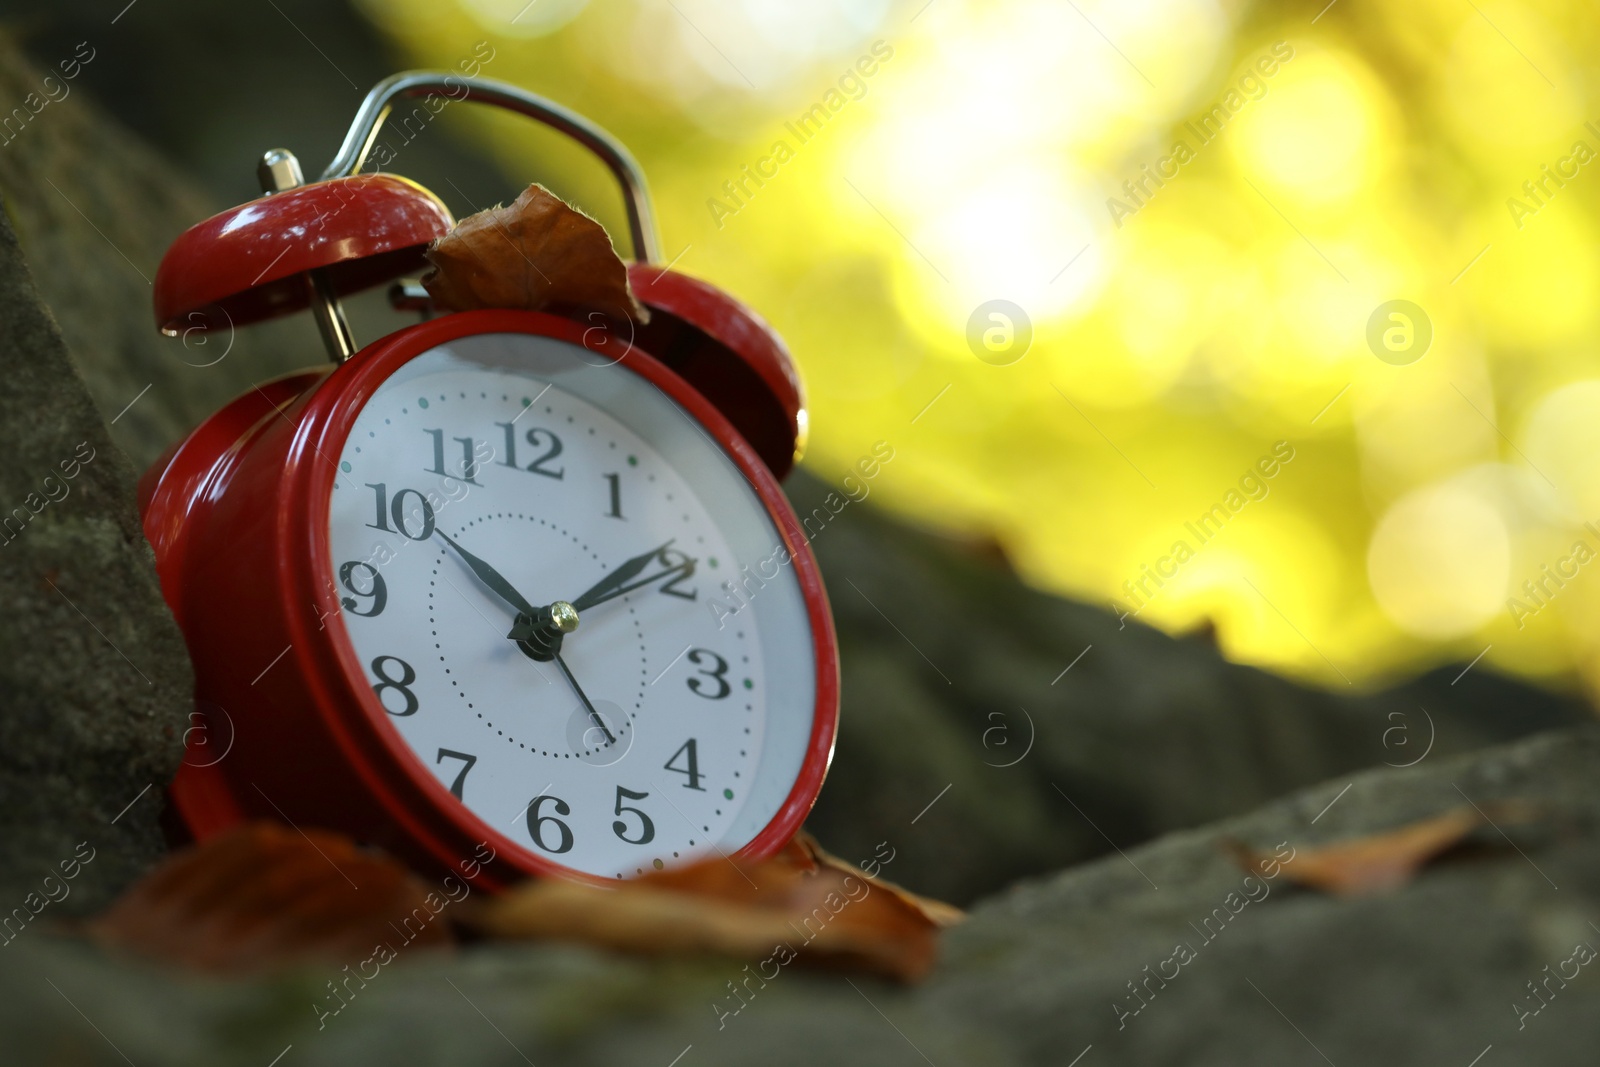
[10,0,1600,699]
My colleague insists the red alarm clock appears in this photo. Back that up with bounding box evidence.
[139,72,838,889]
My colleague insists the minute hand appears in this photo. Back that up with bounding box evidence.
[435,531,539,617]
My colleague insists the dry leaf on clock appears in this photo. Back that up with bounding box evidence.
[1224,805,1533,898]
[86,822,454,974]
[422,183,648,324]
[467,832,959,981]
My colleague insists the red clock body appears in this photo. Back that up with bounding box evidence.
[140,309,840,889]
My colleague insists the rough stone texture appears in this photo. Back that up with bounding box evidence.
[3,726,1596,1065]
[790,470,1590,905]
[0,193,191,914]
[0,32,322,470]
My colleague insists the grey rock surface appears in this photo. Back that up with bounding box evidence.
[0,32,323,471]
[0,189,191,915]
[790,469,1591,905]
[3,724,1595,1066]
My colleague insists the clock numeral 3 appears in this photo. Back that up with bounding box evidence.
[664,738,706,790]
[496,423,566,479]
[612,786,656,845]
[686,649,730,700]
[526,794,574,854]
[423,429,482,485]
[435,749,477,799]
[371,655,419,716]
[338,561,387,616]
[364,482,436,541]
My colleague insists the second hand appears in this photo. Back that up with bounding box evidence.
[553,651,616,745]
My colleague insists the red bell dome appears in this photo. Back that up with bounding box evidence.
[627,263,806,479]
[153,174,453,335]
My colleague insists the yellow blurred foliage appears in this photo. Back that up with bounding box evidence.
[358,0,1600,695]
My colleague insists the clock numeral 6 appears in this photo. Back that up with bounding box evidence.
[371,655,419,716]
[435,749,477,799]
[495,423,565,479]
[526,794,574,854]
[686,649,730,700]
[338,561,387,617]
[364,482,435,541]
[612,786,656,845]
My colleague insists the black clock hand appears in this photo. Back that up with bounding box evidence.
[566,539,676,612]
[508,542,696,641]
[435,530,539,618]
[570,560,696,613]
[553,651,615,745]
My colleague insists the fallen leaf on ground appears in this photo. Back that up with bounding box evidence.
[87,822,452,973]
[423,183,647,323]
[799,835,965,930]
[466,832,960,981]
[1225,806,1498,897]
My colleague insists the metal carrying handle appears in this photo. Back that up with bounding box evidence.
[320,70,660,263]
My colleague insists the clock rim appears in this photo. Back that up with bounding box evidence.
[283,309,839,885]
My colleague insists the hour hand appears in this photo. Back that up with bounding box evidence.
[563,539,675,614]
[435,531,538,618]
[567,541,696,614]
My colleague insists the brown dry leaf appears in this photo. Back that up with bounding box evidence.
[799,835,965,929]
[468,832,959,982]
[1225,807,1486,898]
[87,822,452,973]
[423,183,647,323]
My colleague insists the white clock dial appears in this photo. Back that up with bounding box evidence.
[325,332,818,879]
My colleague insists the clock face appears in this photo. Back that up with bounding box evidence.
[324,332,820,880]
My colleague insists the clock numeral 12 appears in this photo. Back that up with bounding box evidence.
[495,423,565,479]
[423,429,481,485]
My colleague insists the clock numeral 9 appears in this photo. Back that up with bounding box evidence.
[364,482,435,541]
[526,794,574,854]
[370,655,419,716]
[612,786,656,845]
[686,649,730,700]
[496,423,565,479]
[338,561,387,617]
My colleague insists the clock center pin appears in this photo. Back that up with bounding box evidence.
[548,601,580,633]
